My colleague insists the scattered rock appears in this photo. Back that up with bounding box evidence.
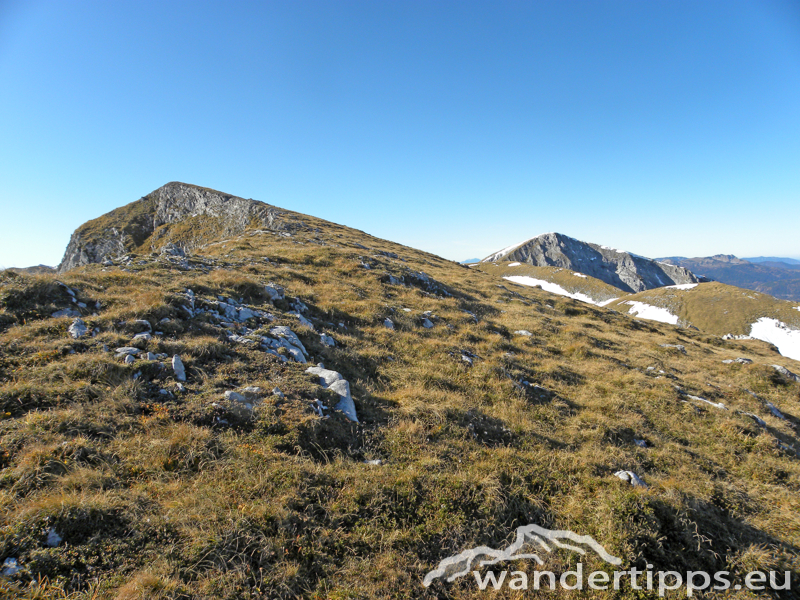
[52,308,80,319]
[133,319,152,331]
[1,557,19,576]
[461,354,473,366]
[115,347,140,356]
[133,332,152,342]
[383,318,395,330]
[421,318,434,329]
[766,402,785,420]
[634,439,648,448]
[68,317,88,339]
[772,365,800,382]
[738,411,766,427]
[265,283,285,301]
[514,330,532,336]
[660,344,687,354]
[225,391,247,403]
[45,528,62,547]
[145,352,157,360]
[124,355,135,365]
[176,383,186,393]
[614,470,647,488]
[272,387,285,399]
[172,355,186,381]
[320,333,336,347]
[364,459,383,466]
[305,366,358,422]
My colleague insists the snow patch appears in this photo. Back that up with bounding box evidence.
[508,262,521,267]
[666,283,698,290]
[573,272,587,278]
[749,318,800,361]
[623,301,679,325]
[504,276,605,306]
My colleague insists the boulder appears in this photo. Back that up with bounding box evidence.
[172,355,186,382]
[772,365,799,382]
[305,366,358,422]
[614,470,647,488]
[68,318,88,339]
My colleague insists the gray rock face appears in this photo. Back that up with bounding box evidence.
[58,182,303,272]
[482,233,698,293]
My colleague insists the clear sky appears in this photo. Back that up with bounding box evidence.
[1,0,798,268]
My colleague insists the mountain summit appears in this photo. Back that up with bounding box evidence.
[58,182,302,272]
[482,232,697,293]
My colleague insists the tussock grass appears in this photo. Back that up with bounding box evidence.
[1,211,799,598]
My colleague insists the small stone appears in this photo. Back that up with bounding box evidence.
[265,283,285,301]
[124,355,135,365]
[421,318,434,329]
[45,528,62,547]
[320,333,336,347]
[1,557,19,576]
[383,318,395,330]
[52,308,80,318]
[461,354,473,366]
[68,318,88,339]
[133,332,152,342]
[364,459,383,466]
[614,470,647,488]
[115,347,140,356]
[225,391,247,403]
[660,344,687,354]
[514,330,532,336]
[145,352,157,360]
[134,319,152,331]
[176,383,186,393]
[272,387,285,399]
[172,355,186,382]
[772,365,800,382]
[634,439,647,448]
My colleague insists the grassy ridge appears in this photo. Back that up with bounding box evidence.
[607,282,800,336]
[0,211,798,598]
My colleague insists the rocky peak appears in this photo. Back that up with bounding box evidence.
[482,232,698,293]
[57,182,301,272]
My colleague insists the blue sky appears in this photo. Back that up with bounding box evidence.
[1,0,799,268]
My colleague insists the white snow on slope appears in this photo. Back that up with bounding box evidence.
[794,307,800,311]
[666,283,698,290]
[508,262,521,267]
[573,272,587,278]
[504,276,617,307]
[749,318,800,361]
[623,301,679,325]
[483,239,533,262]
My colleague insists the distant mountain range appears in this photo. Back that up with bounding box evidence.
[658,255,800,301]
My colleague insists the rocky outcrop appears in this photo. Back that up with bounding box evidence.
[58,182,302,272]
[482,233,698,293]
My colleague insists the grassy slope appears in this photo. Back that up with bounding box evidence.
[0,211,799,598]
[607,282,800,336]
[473,262,627,304]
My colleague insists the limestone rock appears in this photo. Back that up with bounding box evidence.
[614,470,647,488]
[772,365,799,382]
[172,355,186,381]
[68,318,88,339]
[305,366,358,422]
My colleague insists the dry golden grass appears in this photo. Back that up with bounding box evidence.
[0,211,799,598]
